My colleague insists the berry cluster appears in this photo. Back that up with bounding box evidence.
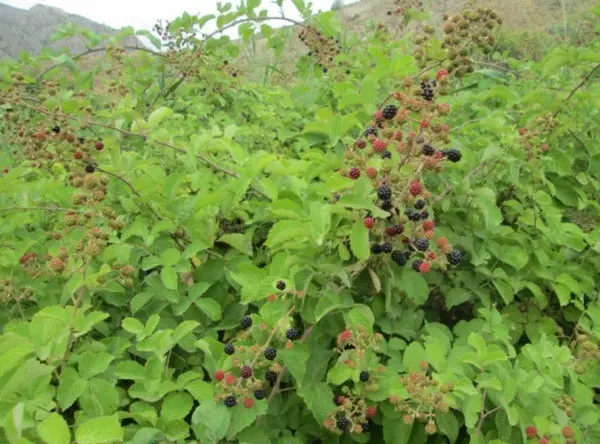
[298,26,342,73]
[525,424,576,444]
[335,327,385,391]
[343,69,463,273]
[389,366,452,434]
[517,114,557,161]
[323,391,377,435]
[264,279,305,303]
[441,6,503,77]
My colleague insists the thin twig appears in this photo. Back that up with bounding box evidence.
[433,161,493,204]
[267,325,314,402]
[37,45,165,81]
[553,63,600,117]
[450,118,483,132]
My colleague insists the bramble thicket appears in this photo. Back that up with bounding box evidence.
[1,0,600,443]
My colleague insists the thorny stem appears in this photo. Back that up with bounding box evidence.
[553,62,600,117]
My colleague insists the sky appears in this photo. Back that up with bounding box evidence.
[2,0,336,32]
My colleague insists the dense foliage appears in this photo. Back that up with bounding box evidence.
[1,1,600,443]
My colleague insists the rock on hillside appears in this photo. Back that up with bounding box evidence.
[0,2,140,59]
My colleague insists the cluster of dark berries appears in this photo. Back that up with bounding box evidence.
[324,391,378,435]
[298,26,342,72]
[421,80,435,101]
[440,148,462,162]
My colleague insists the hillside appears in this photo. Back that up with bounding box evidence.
[0,2,139,59]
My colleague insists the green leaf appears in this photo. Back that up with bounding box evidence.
[147,107,173,128]
[327,363,354,385]
[161,392,194,421]
[397,269,429,305]
[75,415,123,444]
[186,380,214,402]
[437,411,460,443]
[345,305,375,331]
[58,368,87,410]
[38,413,70,444]
[297,383,335,424]
[161,266,178,290]
[403,342,427,373]
[195,298,223,321]
[114,361,146,380]
[191,400,231,441]
[172,321,200,343]
[350,219,370,260]
[218,233,253,256]
[279,344,309,386]
[160,249,181,267]
[474,188,502,230]
[383,416,413,444]
[227,400,268,439]
[79,351,114,379]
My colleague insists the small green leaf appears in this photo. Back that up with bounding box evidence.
[161,266,178,290]
[75,415,123,444]
[403,342,427,373]
[350,219,370,260]
[161,392,194,421]
[79,351,114,379]
[279,343,309,387]
[38,413,70,444]
[195,298,222,321]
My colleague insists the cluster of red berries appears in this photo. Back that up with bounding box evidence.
[298,25,342,73]
[323,391,377,435]
[517,114,556,161]
[341,68,463,272]
[390,365,452,434]
[525,425,576,444]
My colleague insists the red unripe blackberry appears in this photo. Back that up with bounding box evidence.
[423,220,434,231]
[224,395,237,408]
[420,118,430,128]
[538,439,549,444]
[243,397,254,408]
[334,395,345,406]
[95,141,104,150]
[348,167,361,179]
[240,365,253,378]
[409,180,422,196]
[518,128,528,135]
[74,151,83,160]
[385,225,400,236]
[213,370,225,381]
[374,109,384,120]
[562,427,574,438]
[225,373,236,384]
[525,426,537,438]
[372,138,387,153]
[356,139,367,149]
[366,406,377,417]
[412,259,423,272]
[418,262,431,273]
[365,167,377,178]
[364,217,375,229]
[437,69,449,80]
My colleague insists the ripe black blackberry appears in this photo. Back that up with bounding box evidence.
[412,259,423,272]
[447,249,462,265]
[446,148,462,162]
[224,342,235,355]
[240,365,253,378]
[415,199,426,210]
[382,104,398,120]
[420,211,429,220]
[364,127,378,137]
[224,395,237,408]
[333,395,343,406]
[381,242,393,254]
[240,316,253,330]
[265,370,278,384]
[85,165,95,173]
[276,280,286,290]
[421,143,436,156]
[264,346,277,361]
[336,416,350,431]
[254,389,266,400]
[362,421,371,432]
[52,125,60,134]
[359,370,370,382]
[286,327,301,340]
[370,244,383,255]
[414,239,429,251]
[380,200,393,212]
[343,343,356,350]
[391,250,410,266]
[377,185,392,200]
[406,209,421,222]
[381,150,392,159]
